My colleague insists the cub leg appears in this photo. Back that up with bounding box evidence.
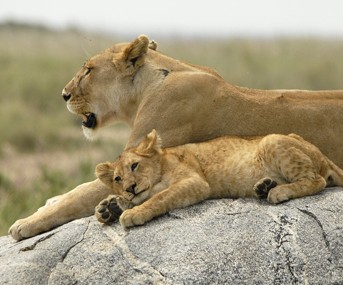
[95,195,132,224]
[267,176,326,204]
[9,179,113,241]
[267,146,327,204]
[120,175,210,228]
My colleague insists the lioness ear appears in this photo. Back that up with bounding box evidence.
[135,129,162,157]
[120,35,149,71]
[148,40,157,51]
[96,162,114,188]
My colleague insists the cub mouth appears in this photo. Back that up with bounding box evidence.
[134,188,148,196]
[82,113,97,129]
[127,188,148,200]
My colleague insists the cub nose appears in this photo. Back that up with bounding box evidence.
[126,183,137,194]
[62,90,71,102]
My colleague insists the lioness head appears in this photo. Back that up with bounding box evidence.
[96,129,163,204]
[62,35,157,139]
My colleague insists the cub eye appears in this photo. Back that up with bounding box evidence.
[114,176,122,183]
[131,162,139,172]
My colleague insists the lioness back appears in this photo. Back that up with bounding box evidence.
[96,131,343,228]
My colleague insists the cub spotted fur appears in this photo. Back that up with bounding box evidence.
[95,130,343,227]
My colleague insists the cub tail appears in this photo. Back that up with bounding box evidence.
[325,158,343,187]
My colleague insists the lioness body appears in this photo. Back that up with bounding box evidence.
[9,35,343,240]
[96,131,343,227]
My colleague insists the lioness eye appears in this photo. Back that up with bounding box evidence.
[131,162,139,172]
[85,68,92,76]
[114,176,122,183]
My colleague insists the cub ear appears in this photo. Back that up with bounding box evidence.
[135,129,162,157]
[95,162,114,188]
[120,35,149,71]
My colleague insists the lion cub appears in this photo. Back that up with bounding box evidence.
[95,130,343,228]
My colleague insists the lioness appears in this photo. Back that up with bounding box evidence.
[94,130,343,227]
[9,35,343,240]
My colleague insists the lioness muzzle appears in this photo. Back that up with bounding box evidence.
[82,113,96,129]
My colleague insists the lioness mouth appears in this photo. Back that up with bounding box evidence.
[82,113,97,129]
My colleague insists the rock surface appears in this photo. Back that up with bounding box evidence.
[0,187,342,285]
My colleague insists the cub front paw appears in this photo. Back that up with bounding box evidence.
[95,195,123,224]
[267,187,290,204]
[119,208,150,228]
[254,177,277,199]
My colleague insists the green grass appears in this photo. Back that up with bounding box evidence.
[1,22,343,236]
[161,38,343,90]
[0,162,93,232]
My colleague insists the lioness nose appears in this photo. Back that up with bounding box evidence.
[126,183,137,194]
[62,90,71,102]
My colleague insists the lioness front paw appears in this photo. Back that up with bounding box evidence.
[9,218,36,241]
[95,195,123,224]
[119,208,151,228]
[254,177,277,199]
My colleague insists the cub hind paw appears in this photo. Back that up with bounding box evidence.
[254,177,277,199]
[95,195,123,224]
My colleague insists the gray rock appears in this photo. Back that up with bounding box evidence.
[0,187,342,285]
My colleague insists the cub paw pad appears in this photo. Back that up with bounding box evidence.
[96,197,123,224]
[254,178,277,199]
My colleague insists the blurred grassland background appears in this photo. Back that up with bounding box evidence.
[1,22,343,236]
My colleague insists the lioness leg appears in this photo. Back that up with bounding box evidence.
[9,179,113,241]
[267,176,326,204]
[120,176,210,228]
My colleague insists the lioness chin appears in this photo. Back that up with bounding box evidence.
[9,35,343,241]
[95,130,343,228]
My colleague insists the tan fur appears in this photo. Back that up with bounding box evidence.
[9,35,343,240]
[95,130,343,227]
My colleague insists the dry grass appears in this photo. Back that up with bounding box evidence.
[1,22,343,236]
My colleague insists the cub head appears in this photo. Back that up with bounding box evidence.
[96,129,163,204]
[62,35,157,139]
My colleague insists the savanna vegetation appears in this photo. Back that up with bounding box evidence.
[1,22,343,236]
